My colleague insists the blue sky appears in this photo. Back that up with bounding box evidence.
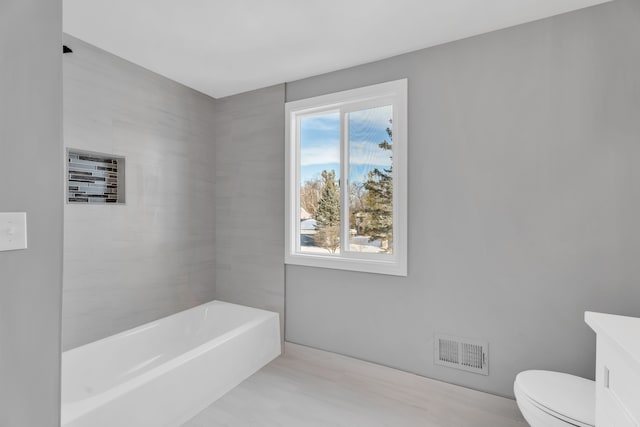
[300,106,392,185]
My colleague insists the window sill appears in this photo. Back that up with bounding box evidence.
[285,253,407,276]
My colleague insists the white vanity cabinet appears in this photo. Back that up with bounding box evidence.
[586,312,640,427]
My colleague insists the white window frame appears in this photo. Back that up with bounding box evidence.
[285,79,408,276]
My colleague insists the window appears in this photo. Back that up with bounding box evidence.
[285,79,407,276]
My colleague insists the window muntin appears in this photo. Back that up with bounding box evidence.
[286,79,407,276]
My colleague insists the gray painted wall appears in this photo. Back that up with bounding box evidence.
[214,85,286,341]
[62,35,217,350]
[286,0,640,398]
[0,1,63,426]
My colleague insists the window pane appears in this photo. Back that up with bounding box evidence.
[299,112,341,254]
[347,105,393,254]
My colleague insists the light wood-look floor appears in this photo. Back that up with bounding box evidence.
[183,343,527,427]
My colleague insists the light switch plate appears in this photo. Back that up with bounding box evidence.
[0,212,28,251]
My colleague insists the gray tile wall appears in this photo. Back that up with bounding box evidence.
[214,85,286,342]
[62,35,217,350]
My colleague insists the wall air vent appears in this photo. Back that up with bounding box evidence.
[67,150,125,204]
[434,334,488,375]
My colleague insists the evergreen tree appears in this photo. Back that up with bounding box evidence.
[364,122,393,252]
[314,169,340,253]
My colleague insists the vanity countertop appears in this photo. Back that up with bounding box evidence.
[585,311,640,365]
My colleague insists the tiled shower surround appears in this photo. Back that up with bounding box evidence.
[63,34,218,350]
[67,151,123,204]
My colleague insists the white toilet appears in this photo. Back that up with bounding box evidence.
[514,370,595,427]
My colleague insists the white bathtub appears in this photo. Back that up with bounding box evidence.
[61,300,281,427]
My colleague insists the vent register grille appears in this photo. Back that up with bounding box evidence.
[435,334,488,375]
[67,151,125,204]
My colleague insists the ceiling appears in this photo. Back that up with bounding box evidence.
[63,0,611,99]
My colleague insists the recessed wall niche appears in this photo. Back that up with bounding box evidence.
[67,150,125,204]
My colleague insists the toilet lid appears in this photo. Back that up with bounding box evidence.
[516,370,595,426]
